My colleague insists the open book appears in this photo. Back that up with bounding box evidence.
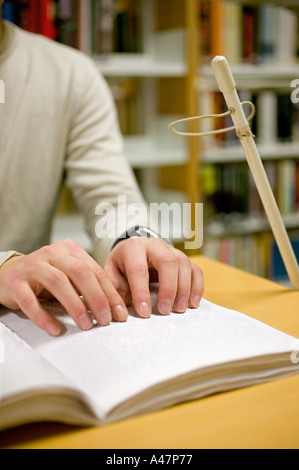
[0,285,299,431]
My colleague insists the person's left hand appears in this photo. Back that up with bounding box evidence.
[104,237,204,319]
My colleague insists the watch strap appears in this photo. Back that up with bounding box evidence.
[111,225,173,250]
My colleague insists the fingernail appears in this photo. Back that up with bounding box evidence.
[46,322,61,336]
[113,304,128,322]
[98,308,111,326]
[192,295,201,307]
[159,300,172,315]
[175,298,187,313]
[138,301,151,318]
[78,314,93,330]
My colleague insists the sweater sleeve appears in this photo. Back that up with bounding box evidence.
[0,251,23,268]
[64,56,150,266]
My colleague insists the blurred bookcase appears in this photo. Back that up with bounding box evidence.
[194,0,299,284]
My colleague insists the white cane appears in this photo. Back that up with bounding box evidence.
[169,56,299,290]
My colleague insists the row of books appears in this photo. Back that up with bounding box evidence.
[1,0,57,39]
[198,90,299,150]
[3,1,299,65]
[106,77,145,135]
[200,1,299,65]
[202,160,299,219]
[1,0,142,54]
[202,230,299,283]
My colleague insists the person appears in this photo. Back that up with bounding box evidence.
[0,7,204,336]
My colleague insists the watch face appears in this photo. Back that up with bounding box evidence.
[140,228,158,238]
[126,226,172,245]
[127,226,157,238]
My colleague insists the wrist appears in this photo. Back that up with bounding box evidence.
[111,226,173,250]
[0,253,23,269]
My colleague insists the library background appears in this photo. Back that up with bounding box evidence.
[2,0,299,286]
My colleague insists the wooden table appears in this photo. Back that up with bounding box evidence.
[1,255,299,449]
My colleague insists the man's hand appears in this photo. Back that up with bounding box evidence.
[0,239,128,336]
[104,237,204,318]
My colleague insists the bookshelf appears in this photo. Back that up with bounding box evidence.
[194,0,299,284]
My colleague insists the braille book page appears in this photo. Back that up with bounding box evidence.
[1,286,298,420]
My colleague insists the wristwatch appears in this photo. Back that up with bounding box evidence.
[111,225,173,250]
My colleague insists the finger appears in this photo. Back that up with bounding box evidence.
[188,264,204,308]
[91,269,128,322]
[30,261,94,330]
[51,256,113,326]
[173,253,192,313]
[57,240,128,321]
[14,282,61,336]
[120,238,152,318]
[147,243,179,316]
[104,258,132,306]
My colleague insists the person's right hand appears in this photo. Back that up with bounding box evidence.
[0,239,128,336]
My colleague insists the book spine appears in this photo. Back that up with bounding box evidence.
[242,6,255,64]
[9,0,57,39]
[199,0,211,64]
[91,0,114,55]
[1,1,18,23]
[77,0,91,53]
[38,0,57,39]
[223,1,242,65]
[295,162,299,212]
[19,0,40,33]
[202,231,277,280]
[200,2,298,65]
[210,0,223,57]
[56,0,79,48]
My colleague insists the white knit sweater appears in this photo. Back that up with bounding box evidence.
[0,21,147,267]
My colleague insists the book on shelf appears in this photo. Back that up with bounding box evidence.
[199,88,299,154]
[200,1,299,65]
[2,0,57,39]
[55,0,79,49]
[107,77,145,136]
[2,0,144,54]
[202,229,299,280]
[1,285,299,431]
[272,237,299,282]
[201,159,299,221]
[90,0,143,56]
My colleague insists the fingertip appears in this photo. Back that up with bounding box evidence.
[113,304,128,322]
[190,294,202,309]
[46,321,61,336]
[158,299,172,315]
[137,301,151,318]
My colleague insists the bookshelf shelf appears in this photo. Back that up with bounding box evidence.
[200,64,299,91]
[206,212,299,239]
[124,135,186,168]
[202,142,299,164]
[95,54,187,78]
